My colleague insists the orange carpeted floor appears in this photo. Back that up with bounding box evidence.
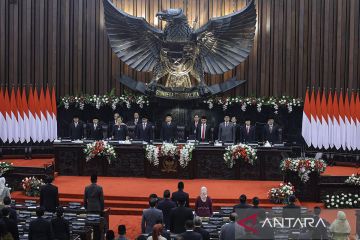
[322,165,359,176]
[2,158,54,167]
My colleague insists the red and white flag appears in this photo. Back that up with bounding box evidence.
[0,87,7,142]
[349,92,357,150]
[4,88,11,143]
[28,87,37,142]
[356,92,360,150]
[321,90,329,149]
[45,86,53,141]
[39,88,49,142]
[33,88,42,142]
[16,87,25,143]
[338,91,346,150]
[51,86,58,140]
[344,91,351,150]
[10,88,19,143]
[332,91,341,150]
[315,89,323,148]
[22,87,30,143]
[327,90,334,148]
[310,88,318,148]
[301,89,311,146]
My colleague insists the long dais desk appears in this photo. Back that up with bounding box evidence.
[54,142,301,180]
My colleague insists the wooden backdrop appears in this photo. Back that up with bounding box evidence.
[0,0,359,98]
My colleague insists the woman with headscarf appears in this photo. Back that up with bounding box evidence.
[146,224,166,240]
[0,178,11,205]
[329,211,351,240]
[194,186,213,217]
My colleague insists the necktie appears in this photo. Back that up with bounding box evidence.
[94,124,97,130]
[269,125,273,133]
[225,122,227,128]
[201,124,205,140]
[247,126,249,134]
[143,123,146,130]
[75,123,78,128]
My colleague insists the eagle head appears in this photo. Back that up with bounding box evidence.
[156,9,185,22]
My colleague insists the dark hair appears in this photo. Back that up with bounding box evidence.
[185,220,194,230]
[91,174,97,183]
[149,198,158,207]
[240,194,247,204]
[178,181,184,190]
[152,224,163,240]
[45,175,54,184]
[56,207,64,218]
[194,216,202,226]
[3,197,11,206]
[252,197,259,206]
[314,206,321,216]
[163,190,170,199]
[106,230,115,240]
[118,225,126,235]
[201,116,207,120]
[36,207,45,217]
[1,208,9,217]
[230,212,237,221]
[149,193,158,199]
[288,195,296,203]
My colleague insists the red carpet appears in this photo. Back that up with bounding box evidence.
[322,165,359,176]
[1,158,54,168]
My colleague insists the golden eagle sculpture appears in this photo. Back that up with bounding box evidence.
[103,0,256,98]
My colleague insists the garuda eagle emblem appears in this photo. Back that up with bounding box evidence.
[103,0,256,97]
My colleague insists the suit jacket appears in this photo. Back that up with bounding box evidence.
[196,124,211,142]
[141,207,163,234]
[169,206,194,234]
[83,183,104,213]
[1,206,17,222]
[160,122,177,142]
[282,203,301,220]
[239,125,256,143]
[194,227,210,240]
[218,122,235,143]
[262,124,280,143]
[112,124,128,141]
[51,217,70,240]
[40,183,59,213]
[189,122,200,140]
[219,222,245,240]
[234,123,241,143]
[179,231,203,240]
[69,121,84,140]
[171,190,190,208]
[88,123,103,140]
[29,217,53,240]
[157,198,176,229]
[135,122,153,142]
[108,120,117,136]
[3,217,19,240]
[127,119,140,126]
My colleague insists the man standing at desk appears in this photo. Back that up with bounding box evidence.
[135,116,153,142]
[218,115,235,143]
[69,115,83,140]
[197,116,211,142]
[127,112,140,126]
[160,114,177,142]
[88,117,103,140]
[240,118,256,143]
[189,114,200,140]
[262,116,280,143]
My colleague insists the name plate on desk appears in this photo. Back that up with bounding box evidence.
[71,140,84,144]
[118,140,131,144]
[214,142,223,147]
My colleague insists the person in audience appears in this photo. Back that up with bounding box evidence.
[219,213,245,240]
[157,190,176,230]
[179,220,202,240]
[29,207,53,240]
[233,194,251,211]
[150,220,170,240]
[127,112,140,126]
[189,114,200,140]
[106,230,115,240]
[197,116,211,142]
[88,116,103,140]
[112,117,128,141]
[117,225,128,240]
[239,118,256,143]
[282,195,301,220]
[83,174,104,214]
[2,197,16,221]
[109,112,120,136]
[135,116,153,142]
[329,211,351,240]
[251,197,265,221]
[171,182,190,208]
[160,114,177,142]
[194,186,213,217]
[69,115,84,140]
[40,175,59,213]
[231,116,241,143]
[147,224,167,240]
[311,207,329,240]
[141,198,164,234]
[0,220,13,240]
[194,216,210,240]
[169,197,194,234]
[50,207,70,240]
[218,115,235,143]
[253,210,274,239]
[262,116,280,143]
[0,179,10,205]
[1,208,18,240]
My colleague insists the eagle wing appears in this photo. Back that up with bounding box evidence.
[103,0,163,72]
[194,0,256,75]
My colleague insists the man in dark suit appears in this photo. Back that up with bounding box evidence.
[127,112,140,126]
[189,114,200,140]
[157,190,176,230]
[197,116,211,142]
[233,194,252,211]
[240,118,256,143]
[218,115,235,143]
[171,181,190,208]
[262,117,280,143]
[135,116,153,142]
[2,197,17,221]
[219,213,245,240]
[160,114,177,142]
[29,207,53,240]
[40,175,59,213]
[51,207,70,240]
[231,116,241,143]
[88,117,103,140]
[311,207,329,239]
[169,197,194,234]
[83,174,104,214]
[180,220,202,240]
[109,112,120,136]
[282,195,301,220]
[1,208,19,240]
[69,115,84,140]
[141,198,163,234]
[194,216,210,240]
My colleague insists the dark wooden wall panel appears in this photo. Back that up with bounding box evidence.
[0,0,359,98]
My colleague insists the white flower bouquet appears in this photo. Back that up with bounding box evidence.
[345,173,360,186]
[268,182,295,204]
[224,144,257,168]
[280,158,327,183]
[84,140,116,164]
[324,193,360,208]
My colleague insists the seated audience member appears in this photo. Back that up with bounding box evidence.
[239,118,256,143]
[83,174,104,214]
[169,197,194,234]
[171,182,190,208]
[196,116,211,142]
[2,197,16,221]
[51,207,70,240]
[1,208,19,240]
[69,115,84,140]
[262,116,280,143]
[329,211,351,240]
[88,117,103,140]
[40,175,59,213]
[142,198,163,234]
[233,194,251,211]
[282,195,301,220]
[219,213,245,240]
[147,224,167,240]
[147,220,170,240]
[117,225,128,240]
[194,216,210,240]
[157,190,176,230]
[135,116,153,142]
[311,207,329,240]
[29,207,53,240]
[106,230,115,240]
[112,117,128,141]
[0,178,10,205]
[194,186,213,217]
[0,220,13,240]
[253,210,274,239]
[179,220,202,240]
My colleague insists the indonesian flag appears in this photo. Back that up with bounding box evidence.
[332,91,341,150]
[327,90,334,148]
[39,87,49,142]
[22,88,30,143]
[344,91,351,150]
[349,92,357,150]
[338,91,346,150]
[315,89,323,148]
[321,90,329,149]
[51,86,58,140]
[4,88,11,143]
[33,88,42,142]
[310,88,318,148]
[0,87,7,142]
[16,87,25,143]
[10,87,19,143]
[356,92,360,150]
[28,87,37,142]
[45,86,53,141]
[301,89,311,146]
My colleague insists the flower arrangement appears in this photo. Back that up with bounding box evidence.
[22,177,45,197]
[345,173,360,186]
[323,193,360,208]
[145,143,194,168]
[0,162,14,176]
[268,182,295,204]
[84,141,116,164]
[223,144,257,168]
[280,158,327,183]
